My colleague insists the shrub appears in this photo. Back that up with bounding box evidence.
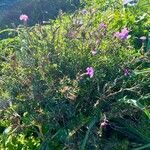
[0,0,150,149]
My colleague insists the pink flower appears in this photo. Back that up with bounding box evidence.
[114,31,120,38]
[86,67,94,78]
[121,28,129,35]
[114,28,129,40]
[124,68,130,76]
[99,22,107,29]
[19,14,29,22]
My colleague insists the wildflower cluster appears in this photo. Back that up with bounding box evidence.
[0,1,149,149]
[114,28,129,40]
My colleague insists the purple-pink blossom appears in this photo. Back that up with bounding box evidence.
[124,68,130,76]
[114,28,129,40]
[99,22,107,29]
[86,67,94,78]
[19,14,29,22]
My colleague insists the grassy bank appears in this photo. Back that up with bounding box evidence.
[0,0,150,149]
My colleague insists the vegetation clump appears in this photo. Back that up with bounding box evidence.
[0,0,150,149]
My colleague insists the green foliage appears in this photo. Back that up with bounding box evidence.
[0,0,150,149]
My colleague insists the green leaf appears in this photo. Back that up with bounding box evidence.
[132,143,150,150]
[134,68,150,75]
[147,32,150,51]
[80,117,97,150]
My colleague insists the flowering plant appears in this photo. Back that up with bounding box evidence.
[0,0,150,149]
